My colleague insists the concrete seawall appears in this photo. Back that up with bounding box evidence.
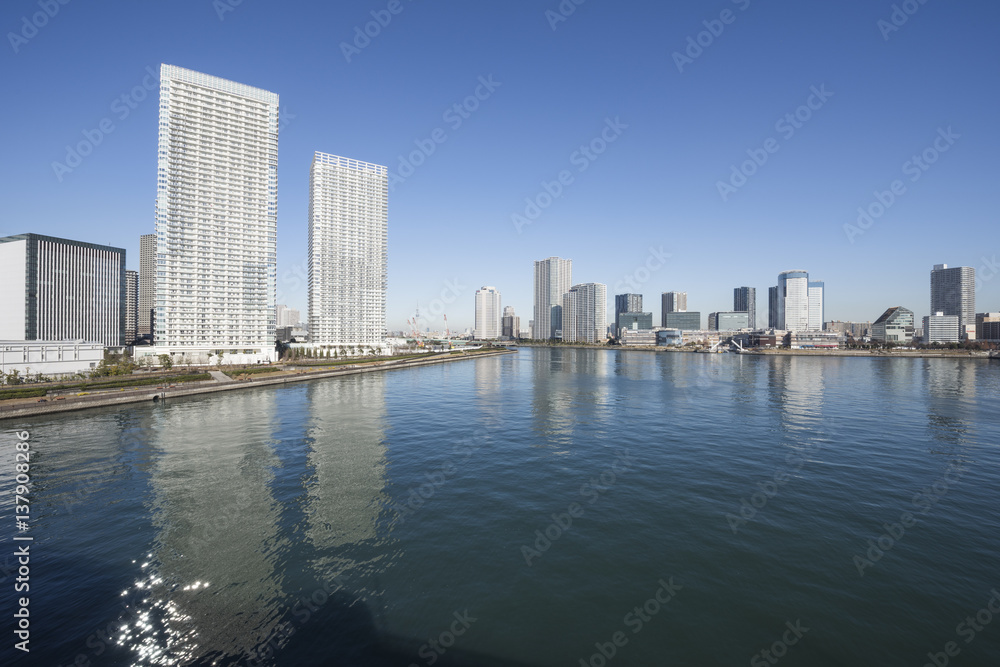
[0,350,513,421]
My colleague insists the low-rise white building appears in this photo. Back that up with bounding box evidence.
[0,340,105,380]
[923,312,961,344]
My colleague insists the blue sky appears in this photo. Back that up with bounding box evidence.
[2,0,998,332]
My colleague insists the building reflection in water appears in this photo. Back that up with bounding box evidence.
[108,375,397,665]
[764,356,824,437]
[302,373,390,585]
[923,359,977,448]
[530,348,615,454]
[120,389,285,663]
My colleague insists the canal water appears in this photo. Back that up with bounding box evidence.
[3,347,999,665]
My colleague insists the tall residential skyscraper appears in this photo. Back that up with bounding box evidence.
[125,270,138,345]
[808,281,825,331]
[138,233,156,339]
[930,264,975,338]
[562,283,607,344]
[474,287,502,339]
[154,65,279,362]
[734,286,756,329]
[501,306,520,339]
[776,271,810,331]
[308,152,388,349]
[0,233,125,347]
[614,293,642,333]
[533,257,572,340]
[768,286,779,328]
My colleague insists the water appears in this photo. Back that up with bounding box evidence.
[3,347,1000,666]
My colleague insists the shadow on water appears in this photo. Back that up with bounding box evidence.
[232,590,535,667]
[177,586,538,667]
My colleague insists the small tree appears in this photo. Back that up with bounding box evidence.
[158,354,173,370]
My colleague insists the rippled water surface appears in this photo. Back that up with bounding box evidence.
[3,348,1000,665]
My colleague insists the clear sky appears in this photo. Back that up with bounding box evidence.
[2,0,998,332]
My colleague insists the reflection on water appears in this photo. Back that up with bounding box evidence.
[303,374,390,581]
[530,348,617,454]
[531,348,576,448]
[131,390,285,663]
[109,375,395,665]
[924,359,977,450]
[10,349,1000,666]
[764,356,824,435]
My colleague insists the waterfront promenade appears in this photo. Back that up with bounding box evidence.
[515,340,995,359]
[0,348,513,421]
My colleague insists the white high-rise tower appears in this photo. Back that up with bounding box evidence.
[533,257,573,340]
[308,152,388,350]
[562,283,607,344]
[776,270,810,332]
[475,287,502,339]
[153,65,279,363]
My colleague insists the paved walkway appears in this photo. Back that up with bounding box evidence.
[209,370,232,382]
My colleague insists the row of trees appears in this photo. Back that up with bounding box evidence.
[1,369,55,386]
[280,346,382,361]
[844,338,998,351]
[1,351,189,386]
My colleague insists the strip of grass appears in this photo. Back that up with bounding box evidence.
[0,373,212,400]
[229,366,283,375]
[290,352,444,367]
[0,388,48,400]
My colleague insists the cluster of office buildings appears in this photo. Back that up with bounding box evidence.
[2,64,388,378]
[494,259,996,350]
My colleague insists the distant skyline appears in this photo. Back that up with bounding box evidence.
[2,1,998,332]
